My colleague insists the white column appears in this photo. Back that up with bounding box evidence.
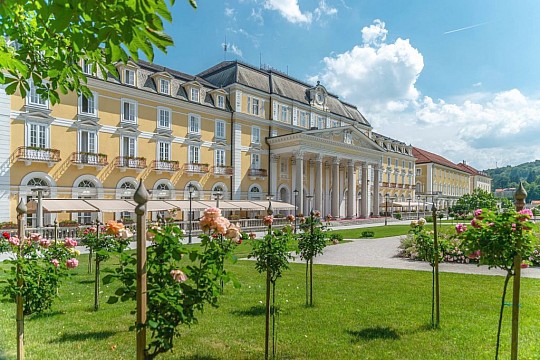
[269,154,278,196]
[232,122,242,200]
[331,157,340,217]
[295,151,304,215]
[346,160,355,218]
[361,162,369,218]
[0,86,10,221]
[373,165,380,217]
[325,162,330,216]
[315,155,323,212]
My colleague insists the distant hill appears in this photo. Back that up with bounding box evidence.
[484,160,540,200]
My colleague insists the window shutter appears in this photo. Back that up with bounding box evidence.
[292,107,298,125]
[272,102,278,120]
[235,90,241,112]
[310,113,315,128]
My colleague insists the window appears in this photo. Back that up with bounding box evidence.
[248,185,262,200]
[217,95,225,109]
[121,100,137,123]
[416,168,422,176]
[28,81,47,107]
[124,69,135,86]
[251,126,260,144]
[281,105,288,122]
[189,145,200,164]
[121,136,136,157]
[215,120,226,139]
[251,153,260,169]
[159,79,170,95]
[280,159,288,174]
[252,98,260,115]
[409,161,412,169]
[395,159,398,167]
[80,93,96,115]
[344,132,352,144]
[300,112,307,128]
[317,116,325,129]
[215,149,226,166]
[77,180,96,224]
[188,114,200,134]
[79,130,97,153]
[158,141,170,161]
[157,107,171,129]
[81,60,92,75]
[387,157,391,166]
[28,123,47,148]
[332,120,339,128]
[190,87,200,102]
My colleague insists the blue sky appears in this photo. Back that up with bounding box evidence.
[153,0,540,170]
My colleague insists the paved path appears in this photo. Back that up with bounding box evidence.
[291,236,540,279]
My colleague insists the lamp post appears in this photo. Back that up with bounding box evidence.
[407,197,412,221]
[31,187,48,228]
[417,195,421,216]
[214,190,223,208]
[187,182,195,244]
[384,193,389,226]
[293,189,299,234]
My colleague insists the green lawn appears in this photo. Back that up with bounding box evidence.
[329,224,453,239]
[1,248,539,359]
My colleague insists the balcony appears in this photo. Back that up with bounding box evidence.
[70,152,108,169]
[248,168,268,178]
[114,156,147,172]
[16,146,60,167]
[382,182,389,188]
[151,160,179,173]
[183,163,209,174]
[211,165,234,177]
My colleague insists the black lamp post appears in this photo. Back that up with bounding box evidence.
[214,190,223,208]
[384,193,389,226]
[416,194,420,220]
[188,182,195,244]
[293,189,299,234]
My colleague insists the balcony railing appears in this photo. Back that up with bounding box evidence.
[248,168,268,177]
[70,152,108,167]
[212,165,233,176]
[114,156,147,169]
[151,160,179,172]
[183,163,209,174]
[16,146,61,163]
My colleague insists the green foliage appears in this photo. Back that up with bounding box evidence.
[452,188,498,215]
[82,225,130,264]
[104,223,237,359]
[249,226,294,283]
[0,0,196,104]
[298,215,328,262]
[0,235,79,315]
[361,231,374,238]
[485,160,540,199]
[394,213,402,220]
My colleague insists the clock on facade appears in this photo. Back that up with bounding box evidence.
[315,91,324,105]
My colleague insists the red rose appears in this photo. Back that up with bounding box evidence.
[2,232,9,239]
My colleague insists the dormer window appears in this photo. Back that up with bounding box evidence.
[79,92,98,116]
[217,95,225,109]
[124,69,135,86]
[191,88,200,102]
[28,81,48,107]
[159,79,170,95]
[81,60,92,75]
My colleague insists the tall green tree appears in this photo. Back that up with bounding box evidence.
[0,0,197,104]
[454,188,498,214]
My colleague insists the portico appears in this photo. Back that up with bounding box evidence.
[268,126,384,219]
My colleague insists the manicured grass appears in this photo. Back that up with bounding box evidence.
[1,248,540,359]
[330,224,457,239]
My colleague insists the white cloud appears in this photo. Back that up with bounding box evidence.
[314,0,338,21]
[222,42,243,57]
[225,7,235,18]
[312,19,540,169]
[250,7,264,25]
[472,82,482,87]
[263,0,312,24]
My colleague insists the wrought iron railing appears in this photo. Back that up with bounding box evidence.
[114,156,147,169]
[16,146,61,162]
[71,152,108,166]
[212,165,234,176]
[248,168,268,177]
[152,160,179,172]
[183,163,209,173]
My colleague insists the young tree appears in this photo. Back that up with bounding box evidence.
[0,0,196,104]
[454,189,498,214]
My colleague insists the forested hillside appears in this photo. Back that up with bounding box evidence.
[484,160,540,200]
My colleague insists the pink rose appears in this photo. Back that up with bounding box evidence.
[214,217,230,235]
[64,237,78,248]
[470,219,481,229]
[8,236,20,246]
[455,223,467,234]
[30,233,42,242]
[263,215,273,226]
[199,217,213,232]
[51,259,60,268]
[314,211,321,218]
[170,269,188,283]
[287,214,295,222]
[203,207,221,219]
[66,258,79,269]
[521,262,529,269]
[473,209,483,219]
[39,239,51,248]
[225,223,241,241]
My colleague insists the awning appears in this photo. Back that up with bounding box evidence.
[196,200,239,210]
[162,200,208,210]
[85,199,135,212]
[226,201,266,210]
[126,200,177,212]
[248,200,296,210]
[27,199,100,213]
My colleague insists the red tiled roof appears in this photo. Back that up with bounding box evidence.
[455,162,490,177]
[412,147,467,172]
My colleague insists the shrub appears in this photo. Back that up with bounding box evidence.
[361,231,375,238]
[329,233,343,244]
[425,215,433,223]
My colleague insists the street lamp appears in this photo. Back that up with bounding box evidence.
[416,195,420,220]
[384,193,389,226]
[407,197,412,221]
[266,194,274,216]
[187,182,195,244]
[214,190,223,208]
[293,189,299,234]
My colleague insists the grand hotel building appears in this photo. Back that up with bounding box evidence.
[0,60,417,224]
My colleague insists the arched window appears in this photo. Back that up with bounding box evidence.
[121,181,136,189]
[78,180,95,188]
[156,183,169,191]
[248,185,262,200]
[28,178,48,187]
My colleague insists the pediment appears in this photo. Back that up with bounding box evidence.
[304,126,383,151]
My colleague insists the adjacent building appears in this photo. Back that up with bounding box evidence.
[455,161,492,193]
